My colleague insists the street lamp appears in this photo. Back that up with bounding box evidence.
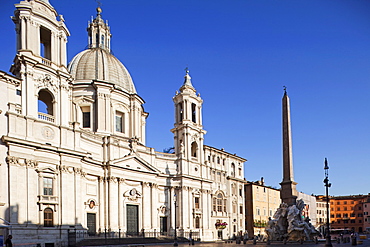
[324,158,332,247]
[174,194,178,246]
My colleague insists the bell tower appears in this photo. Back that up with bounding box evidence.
[9,0,71,126]
[171,69,206,175]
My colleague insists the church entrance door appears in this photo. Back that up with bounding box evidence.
[126,205,139,236]
[87,213,96,236]
[160,216,167,235]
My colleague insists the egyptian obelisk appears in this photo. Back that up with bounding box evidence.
[280,88,298,206]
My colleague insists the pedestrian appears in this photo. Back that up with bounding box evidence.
[5,235,12,247]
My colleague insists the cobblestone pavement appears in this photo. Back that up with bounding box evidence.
[110,238,370,247]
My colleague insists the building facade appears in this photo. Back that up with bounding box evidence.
[330,195,366,233]
[0,1,246,246]
[297,192,317,227]
[364,195,370,232]
[315,195,329,234]
[244,178,280,238]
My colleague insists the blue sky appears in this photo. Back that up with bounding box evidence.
[0,0,369,197]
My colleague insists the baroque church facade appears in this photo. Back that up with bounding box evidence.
[0,0,246,246]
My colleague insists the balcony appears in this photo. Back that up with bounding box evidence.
[193,208,202,215]
[38,195,58,204]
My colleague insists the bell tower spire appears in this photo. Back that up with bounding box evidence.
[280,87,298,205]
[171,69,206,175]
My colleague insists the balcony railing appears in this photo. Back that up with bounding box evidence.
[38,112,55,123]
[41,58,52,66]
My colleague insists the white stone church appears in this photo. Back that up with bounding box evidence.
[0,0,246,246]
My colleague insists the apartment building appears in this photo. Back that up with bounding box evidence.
[244,178,280,238]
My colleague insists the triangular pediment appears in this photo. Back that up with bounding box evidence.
[111,154,161,174]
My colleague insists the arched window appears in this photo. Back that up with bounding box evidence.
[38,89,54,122]
[191,142,197,158]
[44,208,53,227]
[213,192,227,212]
[231,163,235,177]
[38,90,53,115]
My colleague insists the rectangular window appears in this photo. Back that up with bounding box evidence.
[40,26,51,60]
[195,197,200,209]
[115,112,124,133]
[43,177,53,195]
[217,199,223,212]
[240,205,243,214]
[82,111,91,128]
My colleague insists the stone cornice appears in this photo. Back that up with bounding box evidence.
[0,71,21,86]
[2,135,89,158]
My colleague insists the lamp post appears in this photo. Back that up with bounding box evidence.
[324,158,332,247]
[174,194,178,246]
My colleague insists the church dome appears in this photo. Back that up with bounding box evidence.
[67,7,136,94]
[68,48,136,94]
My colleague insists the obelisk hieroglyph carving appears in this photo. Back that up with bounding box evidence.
[280,88,298,206]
